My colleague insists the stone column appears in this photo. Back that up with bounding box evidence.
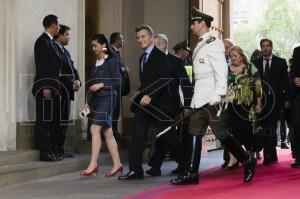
[0,0,17,151]
[70,0,86,151]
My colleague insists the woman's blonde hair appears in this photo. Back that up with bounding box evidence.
[229,45,248,65]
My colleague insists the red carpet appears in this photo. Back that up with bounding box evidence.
[125,150,300,199]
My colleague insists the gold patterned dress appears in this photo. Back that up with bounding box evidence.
[227,63,262,150]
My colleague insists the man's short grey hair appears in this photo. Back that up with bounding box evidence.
[154,34,168,45]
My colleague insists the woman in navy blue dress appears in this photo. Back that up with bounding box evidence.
[80,34,123,177]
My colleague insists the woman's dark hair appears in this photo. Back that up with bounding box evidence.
[91,34,114,58]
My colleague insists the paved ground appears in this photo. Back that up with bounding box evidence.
[0,150,223,199]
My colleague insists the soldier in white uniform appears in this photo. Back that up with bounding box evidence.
[170,7,257,185]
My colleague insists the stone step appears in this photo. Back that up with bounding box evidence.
[0,150,129,187]
[0,150,40,167]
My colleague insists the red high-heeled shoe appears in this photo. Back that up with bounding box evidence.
[105,165,123,177]
[80,167,99,176]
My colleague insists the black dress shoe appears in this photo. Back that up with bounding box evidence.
[224,162,239,171]
[170,172,199,185]
[56,154,64,161]
[51,151,63,161]
[290,162,300,168]
[40,151,56,162]
[118,171,143,180]
[243,156,257,183]
[146,168,161,176]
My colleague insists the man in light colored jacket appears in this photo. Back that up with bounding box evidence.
[170,7,257,185]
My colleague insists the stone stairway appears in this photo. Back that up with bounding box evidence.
[0,149,129,187]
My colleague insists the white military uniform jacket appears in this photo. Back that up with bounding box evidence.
[190,32,228,108]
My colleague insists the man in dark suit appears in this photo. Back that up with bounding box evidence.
[54,25,81,159]
[145,34,193,176]
[290,46,300,168]
[110,32,130,145]
[119,25,174,180]
[253,39,289,165]
[32,14,61,161]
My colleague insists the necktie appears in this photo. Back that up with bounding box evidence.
[141,52,148,73]
[264,58,270,79]
[263,58,270,95]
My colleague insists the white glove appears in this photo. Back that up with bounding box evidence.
[209,95,222,106]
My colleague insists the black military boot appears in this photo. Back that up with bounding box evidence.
[222,134,257,183]
[170,135,201,185]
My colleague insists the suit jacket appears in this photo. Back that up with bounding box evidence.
[111,47,130,96]
[191,32,228,108]
[133,47,174,121]
[167,53,193,113]
[32,33,61,96]
[253,55,289,124]
[88,56,121,99]
[253,55,289,102]
[111,47,124,74]
[57,45,81,101]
